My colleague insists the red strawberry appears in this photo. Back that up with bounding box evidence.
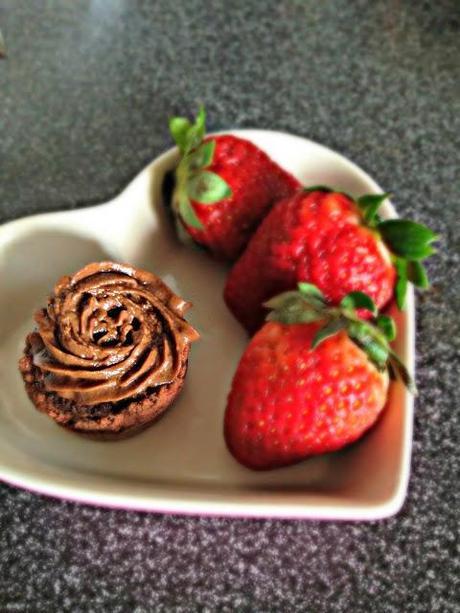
[224,188,437,333]
[167,107,301,261]
[224,285,413,470]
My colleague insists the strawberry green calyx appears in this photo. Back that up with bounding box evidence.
[168,106,232,231]
[303,186,438,309]
[357,194,437,309]
[264,283,415,393]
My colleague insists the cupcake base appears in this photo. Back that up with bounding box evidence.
[19,335,189,441]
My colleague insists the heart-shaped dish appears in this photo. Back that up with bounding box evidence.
[0,131,414,519]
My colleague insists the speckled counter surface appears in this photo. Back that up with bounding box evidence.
[0,1,459,611]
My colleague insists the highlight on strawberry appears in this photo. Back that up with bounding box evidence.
[167,107,301,261]
[224,283,414,471]
[224,188,437,334]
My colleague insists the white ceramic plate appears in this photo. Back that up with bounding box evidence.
[0,131,414,519]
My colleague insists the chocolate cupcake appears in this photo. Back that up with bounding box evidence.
[19,262,199,439]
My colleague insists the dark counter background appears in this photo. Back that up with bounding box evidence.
[0,1,459,611]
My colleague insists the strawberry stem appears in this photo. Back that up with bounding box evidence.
[264,283,416,392]
[168,107,233,232]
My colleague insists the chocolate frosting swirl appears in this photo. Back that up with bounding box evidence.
[29,262,199,405]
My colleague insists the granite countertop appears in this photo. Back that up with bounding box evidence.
[1,1,459,611]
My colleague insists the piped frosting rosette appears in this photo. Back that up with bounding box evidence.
[28,262,199,405]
